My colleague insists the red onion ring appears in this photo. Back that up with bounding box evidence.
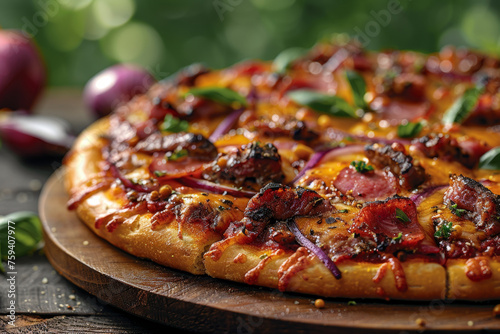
[209,108,244,142]
[288,220,341,279]
[178,177,257,198]
[108,162,159,193]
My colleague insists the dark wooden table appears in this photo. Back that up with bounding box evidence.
[0,89,191,333]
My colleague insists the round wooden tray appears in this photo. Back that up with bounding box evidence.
[39,169,500,333]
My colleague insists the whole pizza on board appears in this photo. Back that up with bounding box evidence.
[65,37,500,300]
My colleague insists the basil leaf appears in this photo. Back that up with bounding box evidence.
[0,212,42,271]
[392,232,403,241]
[395,208,410,223]
[161,114,189,133]
[273,47,306,74]
[397,121,423,138]
[479,147,500,170]
[287,89,357,118]
[442,87,482,125]
[345,70,367,109]
[186,87,247,107]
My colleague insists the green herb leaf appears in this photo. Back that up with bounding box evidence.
[259,253,268,260]
[167,148,188,161]
[287,89,358,118]
[397,121,423,138]
[434,221,453,239]
[392,232,403,241]
[345,70,367,109]
[273,47,306,74]
[395,208,411,223]
[186,87,248,107]
[442,87,482,125]
[338,209,348,213]
[154,171,167,177]
[479,147,500,170]
[450,202,467,217]
[161,114,189,133]
[347,301,357,305]
[0,212,42,271]
[350,160,374,173]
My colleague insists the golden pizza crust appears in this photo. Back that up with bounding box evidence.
[64,118,221,275]
[203,243,447,300]
[447,258,500,300]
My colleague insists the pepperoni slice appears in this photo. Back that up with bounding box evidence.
[376,100,430,123]
[149,155,205,179]
[333,166,398,201]
[350,196,425,247]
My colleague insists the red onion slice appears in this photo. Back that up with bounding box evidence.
[209,108,244,142]
[288,220,341,279]
[179,177,257,198]
[292,144,364,184]
[410,185,448,206]
[108,162,158,193]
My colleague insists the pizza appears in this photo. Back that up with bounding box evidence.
[64,37,500,301]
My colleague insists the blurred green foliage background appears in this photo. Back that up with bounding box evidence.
[2,0,500,87]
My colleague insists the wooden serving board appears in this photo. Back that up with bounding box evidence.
[39,169,500,333]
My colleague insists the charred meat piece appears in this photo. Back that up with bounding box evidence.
[386,72,427,102]
[226,184,332,243]
[177,96,232,119]
[151,194,244,234]
[333,167,398,202]
[135,132,217,160]
[203,142,284,188]
[248,117,319,142]
[365,143,426,190]
[411,133,490,169]
[349,196,425,250]
[444,174,500,236]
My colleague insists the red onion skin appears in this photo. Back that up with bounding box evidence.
[179,177,256,198]
[0,30,46,111]
[83,64,156,118]
[288,220,342,279]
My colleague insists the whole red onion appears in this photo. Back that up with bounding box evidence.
[0,30,46,111]
[83,64,156,118]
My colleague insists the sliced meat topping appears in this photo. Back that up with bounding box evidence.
[333,166,398,202]
[203,142,284,189]
[349,196,425,250]
[247,117,319,142]
[443,174,500,236]
[411,133,490,169]
[135,132,217,160]
[365,143,426,189]
[177,96,233,119]
[225,184,332,243]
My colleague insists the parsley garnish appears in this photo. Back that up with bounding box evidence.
[395,208,411,223]
[259,253,268,259]
[478,147,500,170]
[154,171,166,177]
[347,301,357,306]
[392,232,403,241]
[338,209,348,213]
[350,160,374,173]
[167,148,188,161]
[161,114,189,133]
[434,221,453,239]
[450,202,467,217]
